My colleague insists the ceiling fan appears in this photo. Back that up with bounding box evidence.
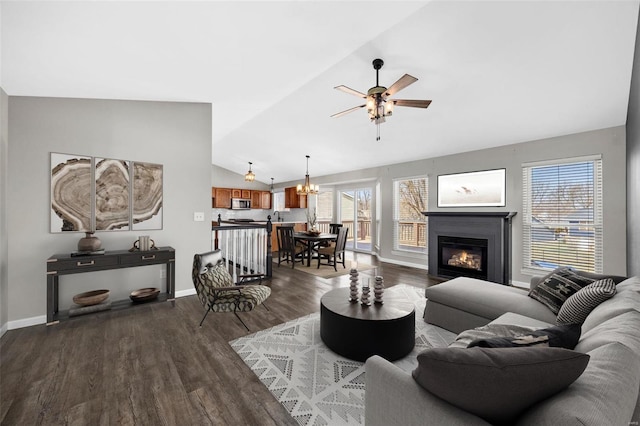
[331,58,432,140]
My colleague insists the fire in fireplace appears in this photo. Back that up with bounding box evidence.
[447,249,482,271]
[438,236,488,280]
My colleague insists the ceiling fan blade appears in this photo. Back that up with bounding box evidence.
[385,74,418,97]
[330,104,366,118]
[391,99,432,108]
[334,85,367,98]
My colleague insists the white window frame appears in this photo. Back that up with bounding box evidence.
[522,154,603,274]
[392,176,428,258]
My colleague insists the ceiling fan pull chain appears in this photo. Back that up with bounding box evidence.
[376,123,381,141]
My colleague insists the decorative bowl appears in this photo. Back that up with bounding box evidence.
[306,230,321,236]
[130,287,160,303]
[73,289,110,306]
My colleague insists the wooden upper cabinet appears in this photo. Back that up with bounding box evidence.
[251,191,262,209]
[231,189,241,198]
[241,190,251,199]
[251,191,272,209]
[284,187,307,209]
[261,191,272,210]
[213,187,232,208]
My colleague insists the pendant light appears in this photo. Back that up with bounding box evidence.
[244,162,255,182]
[296,155,319,195]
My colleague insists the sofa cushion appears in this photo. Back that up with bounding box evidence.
[528,267,595,314]
[575,310,640,354]
[468,324,581,349]
[516,342,640,426]
[412,347,589,425]
[556,278,617,325]
[426,277,557,324]
[581,276,640,333]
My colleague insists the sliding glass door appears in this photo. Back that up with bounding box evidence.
[339,187,372,252]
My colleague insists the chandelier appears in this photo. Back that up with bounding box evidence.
[297,155,319,195]
[244,162,255,182]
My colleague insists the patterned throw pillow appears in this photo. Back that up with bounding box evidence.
[556,278,617,325]
[529,268,595,314]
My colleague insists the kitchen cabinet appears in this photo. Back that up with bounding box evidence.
[251,191,272,209]
[231,189,241,198]
[212,187,232,208]
[241,190,251,199]
[261,191,272,210]
[284,187,307,209]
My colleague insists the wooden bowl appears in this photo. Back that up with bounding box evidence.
[73,289,110,306]
[130,287,160,303]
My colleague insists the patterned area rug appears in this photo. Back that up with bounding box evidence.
[229,284,456,425]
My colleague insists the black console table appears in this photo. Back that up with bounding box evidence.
[46,246,176,325]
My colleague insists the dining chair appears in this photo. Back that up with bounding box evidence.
[318,223,343,249]
[277,225,306,268]
[317,226,348,271]
[192,250,270,331]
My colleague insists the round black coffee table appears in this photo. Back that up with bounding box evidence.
[320,287,415,361]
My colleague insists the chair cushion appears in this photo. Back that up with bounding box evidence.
[556,278,617,325]
[411,347,589,425]
[208,285,271,312]
[528,267,596,314]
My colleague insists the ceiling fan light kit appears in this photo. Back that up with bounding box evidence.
[297,155,319,195]
[331,58,432,140]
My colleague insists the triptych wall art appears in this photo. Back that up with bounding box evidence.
[50,153,163,233]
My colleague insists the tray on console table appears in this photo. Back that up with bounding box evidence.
[46,246,175,325]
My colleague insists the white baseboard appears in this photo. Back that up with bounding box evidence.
[374,254,429,271]
[8,315,46,330]
[175,288,196,298]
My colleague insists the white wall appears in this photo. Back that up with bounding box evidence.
[0,88,8,336]
[627,10,640,277]
[279,126,627,284]
[6,96,212,327]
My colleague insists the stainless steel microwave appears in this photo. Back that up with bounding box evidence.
[231,198,251,209]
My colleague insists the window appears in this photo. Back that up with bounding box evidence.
[316,190,333,222]
[273,192,288,212]
[522,155,603,273]
[393,177,428,254]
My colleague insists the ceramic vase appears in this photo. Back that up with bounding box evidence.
[78,232,101,252]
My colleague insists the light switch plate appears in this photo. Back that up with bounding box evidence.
[193,212,205,222]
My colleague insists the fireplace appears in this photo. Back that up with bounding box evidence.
[438,236,488,280]
[423,212,516,284]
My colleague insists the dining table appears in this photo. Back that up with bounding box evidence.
[294,232,337,267]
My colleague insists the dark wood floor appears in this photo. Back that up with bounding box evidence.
[0,253,443,426]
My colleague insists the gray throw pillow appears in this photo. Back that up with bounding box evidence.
[529,267,595,314]
[556,278,617,325]
[412,347,589,425]
[467,323,581,349]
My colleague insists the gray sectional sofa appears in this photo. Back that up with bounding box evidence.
[365,274,640,425]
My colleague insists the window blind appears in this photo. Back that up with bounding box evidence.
[522,157,603,273]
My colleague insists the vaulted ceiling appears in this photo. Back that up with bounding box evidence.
[2,1,638,183]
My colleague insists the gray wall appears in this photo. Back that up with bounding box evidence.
[6,96,212,327]
[627,10,640,277]
[281,126,627,284]
[0,88,8,335]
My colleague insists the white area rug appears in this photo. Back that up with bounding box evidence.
[229,284,456,425]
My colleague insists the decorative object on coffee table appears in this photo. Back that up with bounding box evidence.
[130,287,160,303]
[77,231,102,252]
[374,275,384,304]
[349,263,359,302]
[361,280,372,306]
[72,289,109,306]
